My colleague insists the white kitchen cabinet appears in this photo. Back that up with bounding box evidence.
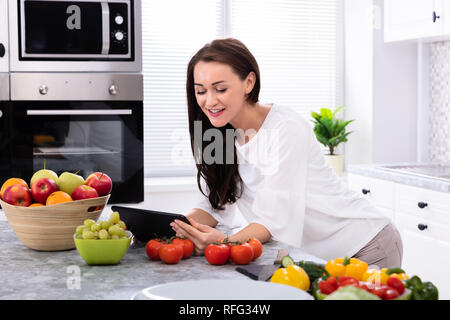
[384,0,450,42]
[396,212,450,300]
[347,172,450,299]
[347,173,396,222]
[0,0,8,72]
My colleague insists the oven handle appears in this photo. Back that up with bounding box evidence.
[101,2,110,55]
[26,109,133,116]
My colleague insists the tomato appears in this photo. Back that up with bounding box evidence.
[387,276,405,295]
[172,238,194,259]
[145,239,163,261]
[383,288,400,300]
[159,243,184,264]
[230,242,254,265]
[204,243,230,265]
[247,238,263,260]
[370,285,387,299]
[318,279,337,294]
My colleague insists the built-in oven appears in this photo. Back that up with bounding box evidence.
[3,73,144,203]
[8,0,142,72]
[0,74,11,184]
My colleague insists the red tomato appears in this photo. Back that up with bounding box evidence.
[172,238,194,259]
[387,276,405,295]
[159,243,184,264]
[204,244,230,265]
[370,285,387,299]
[383,288,400,300]
[247,238,263,260]
[230,242,254,265]
[145,239,163,261]
[318,280,337,294]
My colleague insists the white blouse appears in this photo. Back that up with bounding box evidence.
[194,104,390,261]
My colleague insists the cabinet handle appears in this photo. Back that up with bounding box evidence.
[433,11,440,23]
[418,202,428,209]
[418,224,428,231]
[0,43,5,58]
[362,189,371,195]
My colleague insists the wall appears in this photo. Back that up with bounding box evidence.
[429,41,450,163]
[344,0,418,166]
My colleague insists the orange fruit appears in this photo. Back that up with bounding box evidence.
[46,191,73,205]
[29,203,45,207]
[1,178,29,199]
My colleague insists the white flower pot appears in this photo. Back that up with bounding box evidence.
[324,154,344,176]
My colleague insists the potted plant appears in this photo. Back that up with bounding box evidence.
[311,106,354,175]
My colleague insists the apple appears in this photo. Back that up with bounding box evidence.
[72,185,99,201]
[2,184,32,207]
[31,177,59,204]
[85,172,112,197]
[57,172,85,196]
[30,169,59,187]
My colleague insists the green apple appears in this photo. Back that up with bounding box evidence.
[57,172,85,196]
[30,169,59,187]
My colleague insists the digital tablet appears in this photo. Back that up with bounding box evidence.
[110,205,191,242]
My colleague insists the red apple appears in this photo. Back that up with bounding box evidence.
[2,184,32,207]
[85,172,112,196]
[31,177,59,204]
[72,185,99,200]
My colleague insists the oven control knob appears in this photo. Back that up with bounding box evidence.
[114,31,124,41]
[115,15,124,25]
[109,84,118,95]
[39,85,48,95]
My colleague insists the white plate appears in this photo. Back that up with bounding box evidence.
[131,279,313,300]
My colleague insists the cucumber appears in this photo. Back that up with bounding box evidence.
[281,255,295,268]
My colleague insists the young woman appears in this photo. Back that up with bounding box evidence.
[170,38,403,268]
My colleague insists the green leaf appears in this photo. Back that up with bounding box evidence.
[320,108,333,119]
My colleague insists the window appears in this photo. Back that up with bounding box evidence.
[142,0,343,177]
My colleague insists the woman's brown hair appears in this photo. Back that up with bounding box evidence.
[186,38,261,210]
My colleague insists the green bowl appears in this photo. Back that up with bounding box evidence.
[74,231,132,265]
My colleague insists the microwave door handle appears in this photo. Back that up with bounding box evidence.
[101,2,110,55]
[26,110,133,116]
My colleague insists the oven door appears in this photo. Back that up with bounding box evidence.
[10,101,144,203]
[0,102,12,185]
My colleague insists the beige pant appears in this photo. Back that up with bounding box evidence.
[352,223,403,269]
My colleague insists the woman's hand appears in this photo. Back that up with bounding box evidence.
[170,217,227,255]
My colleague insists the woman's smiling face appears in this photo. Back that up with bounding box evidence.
[193,61,255,128]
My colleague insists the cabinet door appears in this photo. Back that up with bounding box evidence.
[384,0,444,42]
[0,0,8,72]
[396,212,450,300]
[347,174,395,209]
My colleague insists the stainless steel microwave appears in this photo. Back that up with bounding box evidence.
[8,0,142,72]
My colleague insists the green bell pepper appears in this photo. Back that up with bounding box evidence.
[403,275,438,300]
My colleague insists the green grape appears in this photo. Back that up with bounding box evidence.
[82,230,95,240]
[100,220,111,230]
[109,211,120,224]
[111,235,119,240]
[75,234,83,239]
[108,225,122,236]
[98,229,109,240]
[84,219,96,228]
[90,223,101,232]
[118,220,126,230]
[76,225,85,235]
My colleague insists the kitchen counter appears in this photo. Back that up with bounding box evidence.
[347,163,450,193]
[0,210,324,300]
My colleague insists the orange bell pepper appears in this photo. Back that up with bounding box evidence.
[325,257,369,281]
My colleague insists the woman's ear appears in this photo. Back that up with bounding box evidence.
[245,72,256,95]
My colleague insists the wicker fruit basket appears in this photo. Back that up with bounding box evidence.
[0,195,110,251]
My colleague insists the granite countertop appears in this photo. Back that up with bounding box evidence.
[347,162,450,193]
[0,209,324,300]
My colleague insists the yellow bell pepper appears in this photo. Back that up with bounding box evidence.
[389,273,409,280]
[270,265,310,291]
[325,257,368,281]
[362,268,389,285]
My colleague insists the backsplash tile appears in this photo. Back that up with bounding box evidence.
[429,42,450,163]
